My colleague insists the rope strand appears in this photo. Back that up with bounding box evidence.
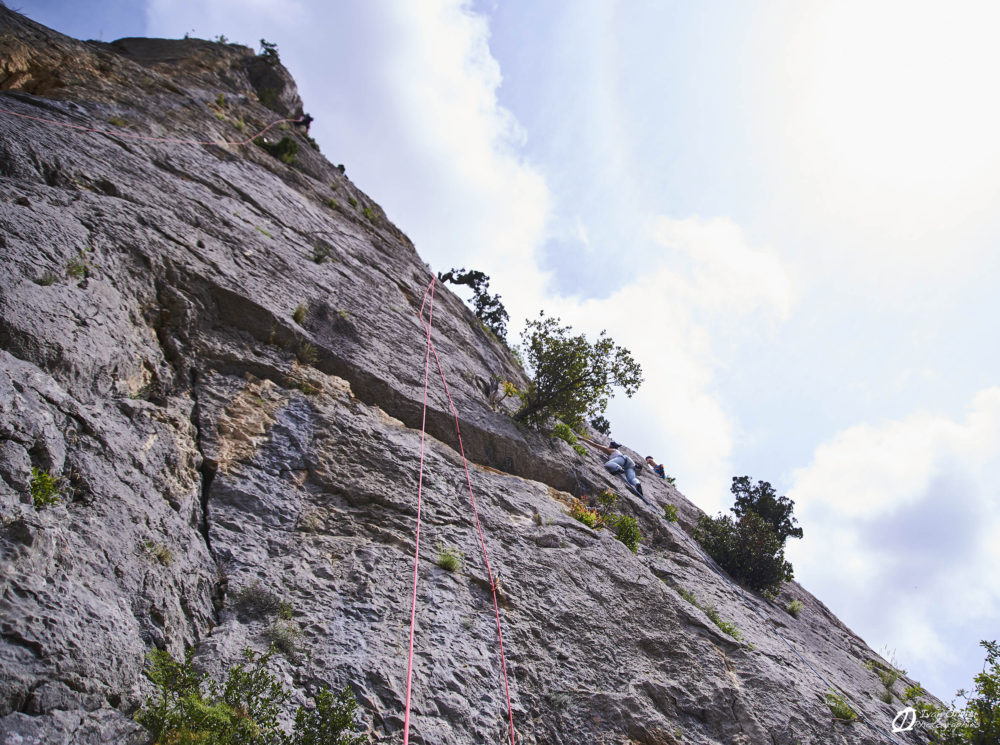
[402,278,437,744]
[425,335,516,745]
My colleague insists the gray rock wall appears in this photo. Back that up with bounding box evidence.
[0,7,938,744]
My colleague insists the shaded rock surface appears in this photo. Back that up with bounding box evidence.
[0,7,940,744]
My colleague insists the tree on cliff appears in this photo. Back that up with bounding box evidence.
[921,640,1000,744]
[694,476,802,596]
[730,476,803,543]
[438,267,509,341]
[513,312,643,428]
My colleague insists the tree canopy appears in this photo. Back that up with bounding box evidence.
[693,475,803,595]
[513,312,643,428]
[730,476,803,544]
[438,268,509,341]
[925,640,1000,744]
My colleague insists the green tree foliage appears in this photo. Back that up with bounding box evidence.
[729,476,803,543]
[438,268,509,341]
[693,510,794,595]
[589,415,611,435]
[136,647,366,744]
[925,640,1000,744]
[295,687,367,745]
[692,475,803,595]
[259,39,280,64]
[514,312,643,428]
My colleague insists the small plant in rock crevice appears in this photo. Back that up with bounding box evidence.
[704,606,743,641]
[605,513,641,553]
[663,503,679,522]
[144,541,174,566]
[265,619,303,660]
[436,542,464,572]
[568,498,602,529]
[551,421,587,456]
[292,304,308,325]
[230,581,293,620]
[786,599,804,618]
[297,341,318,365]
[568,490,643,552]
[311,241,333,264]
[65,254,89,279]
[674,586,744,641]
[825,690,858,721]
[30,467,62,508]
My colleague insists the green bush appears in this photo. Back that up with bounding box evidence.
[144,541,174,566]
[606,513,641,553]
[514,312,642,428]
[569,499,601,529]
[786,599,803,618]
[551,421,581,451]
[66,254,88,279]
[136,647,366,744]
[265,620,302,660]
[30,467,62,508]
[258,136,299,165]
[294,686,367,745]
[676,587,698,606]
[292,304,307,325]
[597,489,618,513]
[297,342,318,365]
[311,241,333,264]
[663,504,679,522]
[704,607,743,641]
[825,690,857,721]
[693,510,793,595]
[692,475,802,595]
[231,581,293,620]
[436,543,464,572]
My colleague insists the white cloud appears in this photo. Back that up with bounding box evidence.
[649,215,794,320]
[756,0,1000,250]
[787,387,1000,696]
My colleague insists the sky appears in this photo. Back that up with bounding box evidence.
[14,0,1000,719]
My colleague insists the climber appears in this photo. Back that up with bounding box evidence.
[292,112,313,131]
[579,436,644,496]
[645,456,666,479]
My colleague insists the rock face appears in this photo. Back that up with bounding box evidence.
[0,8,939,745]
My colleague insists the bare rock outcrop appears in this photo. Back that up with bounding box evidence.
[0,7,938,744]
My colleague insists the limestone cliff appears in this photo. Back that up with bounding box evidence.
[0,8,939,744]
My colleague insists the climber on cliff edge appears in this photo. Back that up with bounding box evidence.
[292,112,313,132]
[579,436,644,497]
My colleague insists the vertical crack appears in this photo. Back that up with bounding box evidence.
[188,368,215,557]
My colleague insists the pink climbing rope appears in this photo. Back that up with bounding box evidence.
[402,278,437,744]
[0,104,297,147]
[403,277,517,745]
[425,333,517,745]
